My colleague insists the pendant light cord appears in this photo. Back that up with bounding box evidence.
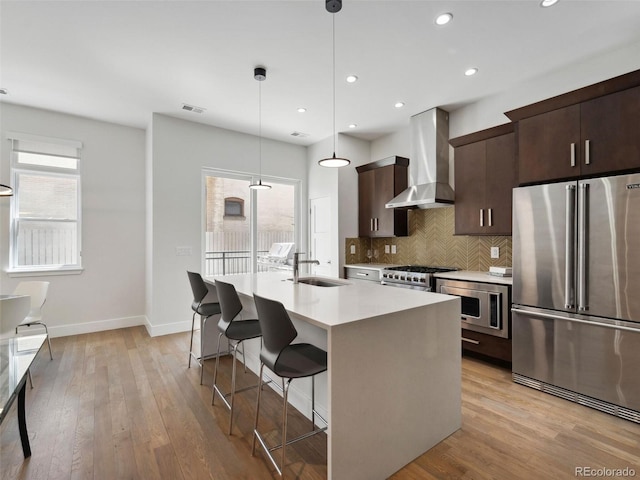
[332,13,336,156]
[259,78,262,176]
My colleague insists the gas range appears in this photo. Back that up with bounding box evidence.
[380,265,457,291]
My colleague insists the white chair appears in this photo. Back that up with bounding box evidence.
[13,281,52,360]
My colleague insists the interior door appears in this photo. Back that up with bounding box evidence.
[310,196,333,277]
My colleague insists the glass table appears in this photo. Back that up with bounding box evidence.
[0,334,47,458]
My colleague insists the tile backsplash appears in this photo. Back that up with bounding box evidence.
[345,207,512,271]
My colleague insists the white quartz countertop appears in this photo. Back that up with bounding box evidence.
[205,272,456,329]
[434,270,513,286]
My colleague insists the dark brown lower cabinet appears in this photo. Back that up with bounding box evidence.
[461,329,512,364]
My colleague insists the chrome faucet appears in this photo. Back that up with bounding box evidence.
[293,252,320,283]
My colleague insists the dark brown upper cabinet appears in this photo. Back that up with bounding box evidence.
[356,156,409,238]
[450,124,516,236]
[506,70,640,185]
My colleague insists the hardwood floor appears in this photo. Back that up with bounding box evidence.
[1,327,639,479]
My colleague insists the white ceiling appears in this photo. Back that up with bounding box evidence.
[2,1,640,146]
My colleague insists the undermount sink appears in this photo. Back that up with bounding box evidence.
[287,277,346,287]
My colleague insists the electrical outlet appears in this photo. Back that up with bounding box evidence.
[176,246,192,256]
[391,245,397,255]
[350,245,356,254]
[385,244,390,254]
[491,246,499,259]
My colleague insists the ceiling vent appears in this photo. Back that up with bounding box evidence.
[181,103,205,114]
[291,131,310,138]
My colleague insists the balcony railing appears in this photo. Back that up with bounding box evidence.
[205,250,293,276]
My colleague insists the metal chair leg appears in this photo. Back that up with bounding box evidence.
[188,311,197,368]
[41,324,53,360]
[282,378,291,476]
[200,316,210,385]
[241,342,247,373]
[311,375,315,429]
[211,332,224,405]
[252,363,266,456]
[228,342,240,435]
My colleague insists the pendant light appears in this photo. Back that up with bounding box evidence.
[318,0,351,168]
[0,184,13,196]
[249,66,272,190]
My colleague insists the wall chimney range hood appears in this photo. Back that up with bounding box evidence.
[385,107,454,209]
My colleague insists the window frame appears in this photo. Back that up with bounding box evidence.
[201,168,301,274]
[7,134,83,276]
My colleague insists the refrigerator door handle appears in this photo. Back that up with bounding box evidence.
[512,308,640,334]
[578,183,589,311]
[565,185,576,309]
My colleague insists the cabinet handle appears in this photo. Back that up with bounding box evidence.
[585,139,590,165]
[462,337,480,345]
[480,209,484,227]
[356,272,369,277]
[375,218,379,231]
[370,218,374,232]
[488,208,493,227]
[570,142,576,167]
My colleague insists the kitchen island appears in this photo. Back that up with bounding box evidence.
[205,272,461,480]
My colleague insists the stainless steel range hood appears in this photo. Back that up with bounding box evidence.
[385,108,454,209]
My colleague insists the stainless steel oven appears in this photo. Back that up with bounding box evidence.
[435,278,510,339]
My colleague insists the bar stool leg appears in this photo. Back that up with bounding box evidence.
[228,341,240,435]
[211,332,224,405]
[200,316,210,385]
[281,378,291,476]
[252,363,266,456]
[311,376,315,430]
[188,311,197,368]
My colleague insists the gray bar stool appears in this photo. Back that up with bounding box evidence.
[211,279,263,435]
[186,271,222,385]
[252,293,328,477]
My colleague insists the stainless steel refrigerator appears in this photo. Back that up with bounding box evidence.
[512,173,640,421]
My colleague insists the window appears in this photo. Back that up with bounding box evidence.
[8,133,82,274]
[204,171,298,276]
[224,197,244,217]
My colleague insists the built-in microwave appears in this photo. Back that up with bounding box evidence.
[435,278,510,339]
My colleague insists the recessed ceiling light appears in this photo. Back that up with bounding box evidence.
[464,68,478,77]
[435,13,453,25]
[346,75,358,83]
[297,107,307,113]
[348,124,357,129]
[394,102,405,108]
[540,0,559,7]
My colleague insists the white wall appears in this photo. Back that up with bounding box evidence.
[371,41,640,190]
[148,114,307,335]
[449,40,640,138]
[336,135,370,275]
[0,103,146,336]
[307,133,370,278]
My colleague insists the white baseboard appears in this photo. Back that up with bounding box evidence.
[47,315,147,338]
[144,319,191,337]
